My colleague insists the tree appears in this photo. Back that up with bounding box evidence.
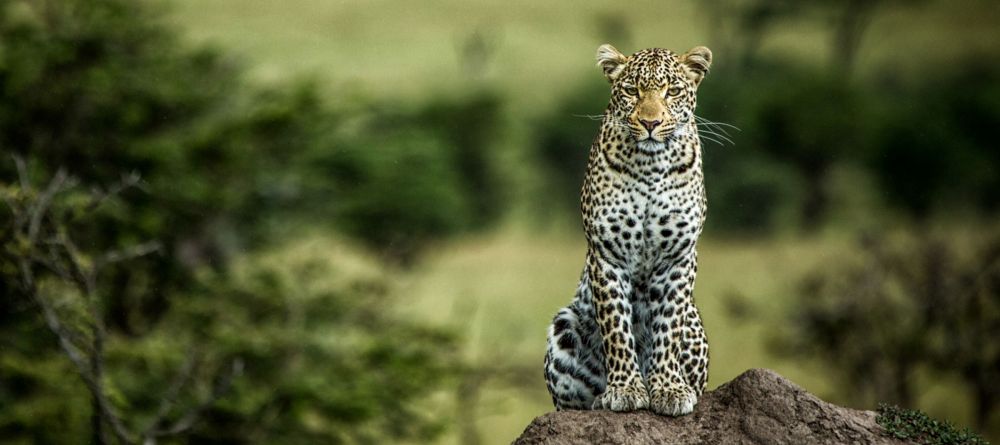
[1,160,240,444]
[775,231,1000,432]
[0,0,469,439]
[0,159,461,443]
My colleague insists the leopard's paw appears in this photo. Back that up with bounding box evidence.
[592,381,649,412]
[649,383,698,416]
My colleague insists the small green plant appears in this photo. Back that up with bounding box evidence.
[877,404,989,445]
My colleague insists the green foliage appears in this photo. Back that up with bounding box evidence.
[0,169,459,443]
[0,0,507,266]
[173,240,460,443]
[0,346,91,444]
[877,404,989,445]
[0,0,316,338]
[0,0,474,441]
[867,61,1000,218]
[697,60,891,232]
[532,78,607,220]
[773,234,932,407]
[740,68,870,225]
[408,93,504,225]
[306,92,505,260]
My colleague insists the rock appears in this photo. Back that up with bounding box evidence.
[513,368,911,445]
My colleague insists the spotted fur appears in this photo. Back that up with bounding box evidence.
[543,44,713,416]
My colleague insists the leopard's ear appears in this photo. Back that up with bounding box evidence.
[680,46,712,86]
[596,44,627,82]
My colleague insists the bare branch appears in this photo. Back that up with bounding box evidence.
[96,241,162,271]
[147,358,244,438]
[12,154,31,192]
[19,258,137,445]
[5,161,241,444]
[48,230,95,297]
[40,241,74,281]
[142,351,201,436]
[27,168,70,244]
[84,170,146,215]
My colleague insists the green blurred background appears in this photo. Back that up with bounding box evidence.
[1,0,999,443]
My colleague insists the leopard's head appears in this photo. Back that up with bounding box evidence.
[597,44,712,151]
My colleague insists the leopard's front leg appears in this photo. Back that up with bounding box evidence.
[587,251,648,411]
[646,250,708,416]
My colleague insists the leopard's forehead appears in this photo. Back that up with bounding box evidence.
[619,48,686,89]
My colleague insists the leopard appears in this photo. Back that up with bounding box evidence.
[543,43,713,416]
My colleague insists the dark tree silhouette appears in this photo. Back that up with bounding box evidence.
[1,158,240,444]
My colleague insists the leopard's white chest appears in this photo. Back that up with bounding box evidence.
[585,166,703,276]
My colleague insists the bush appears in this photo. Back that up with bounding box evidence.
[867,61,1000,219]
[0,169,459,443]
[532,78,608,220]
[176,237,460,443]
[877,404,988,445]
[303,92,505,261]
[773,231,1000,434]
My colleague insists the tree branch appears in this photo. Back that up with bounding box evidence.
[27,168,71,244]
[12,154,31,193]
[141,350,201,436]
[96,241,162,272]
[5,161,240,444]
[19,257,137,445]
[145,358,244,439]
[83,170,146,216]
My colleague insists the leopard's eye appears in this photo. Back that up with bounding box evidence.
[622,85,639,96]
[666,86,683,97]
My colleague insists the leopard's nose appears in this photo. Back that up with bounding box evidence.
[639,119,662,131]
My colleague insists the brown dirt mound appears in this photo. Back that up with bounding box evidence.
[513,368,911,445]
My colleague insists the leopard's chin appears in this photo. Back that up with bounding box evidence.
[636,139,666,153]
[633,129,675,149]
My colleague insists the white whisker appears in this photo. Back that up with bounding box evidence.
[698,134,726,147]
[695,115,741,131]
[693,114,738,147]
[697,128,734,145]
[695,122,734,137]
[569,112,736,147]
[696,122,733,137]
